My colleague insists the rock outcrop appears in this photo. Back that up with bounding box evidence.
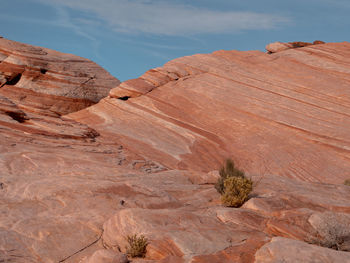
[72,41,350,183]
[0,38,120,116]
[1,38,350,263]
[265,40,325,53]
[255,237,350,263]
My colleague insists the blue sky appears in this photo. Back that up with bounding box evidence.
[1,0,350,81]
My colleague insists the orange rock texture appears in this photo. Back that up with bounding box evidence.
[1,38,350,263]
[73,40,350,183]
[0,38,120,116]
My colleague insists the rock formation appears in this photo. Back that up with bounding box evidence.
[0,38,350,263]
[265,40,325,53]
[0,38,120,116]
[73,41,350,183]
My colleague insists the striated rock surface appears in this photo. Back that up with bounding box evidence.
[255,237,350,263]
[266,40,325,53]
[72,41,350,183]
[1,38,350,263]
[0,38,120,116]
[80,249,128,263]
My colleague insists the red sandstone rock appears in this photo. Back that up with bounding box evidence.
[255,237,350,263]
[265,41,293,53]
[80,249,128,263]
[266,40,325,53]
[0,38,120,116]
[313,40,325,45]
[1,38,350,263]
[72,41,350,183]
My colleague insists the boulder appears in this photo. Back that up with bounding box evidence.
[265,41,292,53]
[254,237,350,263]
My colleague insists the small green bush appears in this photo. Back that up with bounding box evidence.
[215,159,245,194]
[125,234,148,258]
[221,176,253,207]
[344,179,350,186]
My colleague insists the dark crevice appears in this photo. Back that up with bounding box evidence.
[81,76,96,86]
[6,73,22,86]
[40,68,47,74]
[118,96,130,101]
[5,111,28,123]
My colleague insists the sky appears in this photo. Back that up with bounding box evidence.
[1,0,350,81]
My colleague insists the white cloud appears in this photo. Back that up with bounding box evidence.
[38,0,289,36]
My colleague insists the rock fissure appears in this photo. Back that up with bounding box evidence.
[81,76,96,86]
[118,96,130,101]
[58,230,104,263]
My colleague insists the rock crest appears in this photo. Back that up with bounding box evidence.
[266,40,325,53]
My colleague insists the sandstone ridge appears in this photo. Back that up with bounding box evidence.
[1,38,350,262]
[0,37,120,116]
[265,40,326,53]
[72,41,350,182]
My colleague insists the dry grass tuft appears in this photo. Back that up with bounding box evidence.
[125,234,148,258]
[215,158,253,207]
[221,176,253,207]
[215,159,245,194]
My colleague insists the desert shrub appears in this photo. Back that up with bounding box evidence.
[307,212,350,251]
[125,234,148,258]
[215,159,245,194]
[215,158,253,207]
[344,179,350,186]
[221,176,253,207]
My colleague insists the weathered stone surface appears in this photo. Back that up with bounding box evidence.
[1,38,350,263]
[254,237,350,263]
[308,212,350,251]
[0,38,120,116]
[313,40,325,45]
[265,41,292,53]
[102,208,247,260]
[72,41,350,183]
[80,249,128,263]
[266,40,325,53]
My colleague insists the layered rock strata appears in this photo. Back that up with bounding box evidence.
[72,41,350,183]
[265,40,325,53]
[0,38,120,116]
[1,38,350,262]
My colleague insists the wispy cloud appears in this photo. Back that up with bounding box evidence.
[54,6,96,41]
[53,6,102,58]
[0,5,101,54]
[36,0,289,36]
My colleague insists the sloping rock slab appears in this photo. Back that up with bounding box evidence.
[254,237,350,263]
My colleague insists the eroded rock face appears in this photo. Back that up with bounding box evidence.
[0,38,120,116]
[72,41,350,183]
[266,40,325,53]
[1,39,350,263]
[254,237,350,263]
[80,249,128,263]
[0,37,121,141]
